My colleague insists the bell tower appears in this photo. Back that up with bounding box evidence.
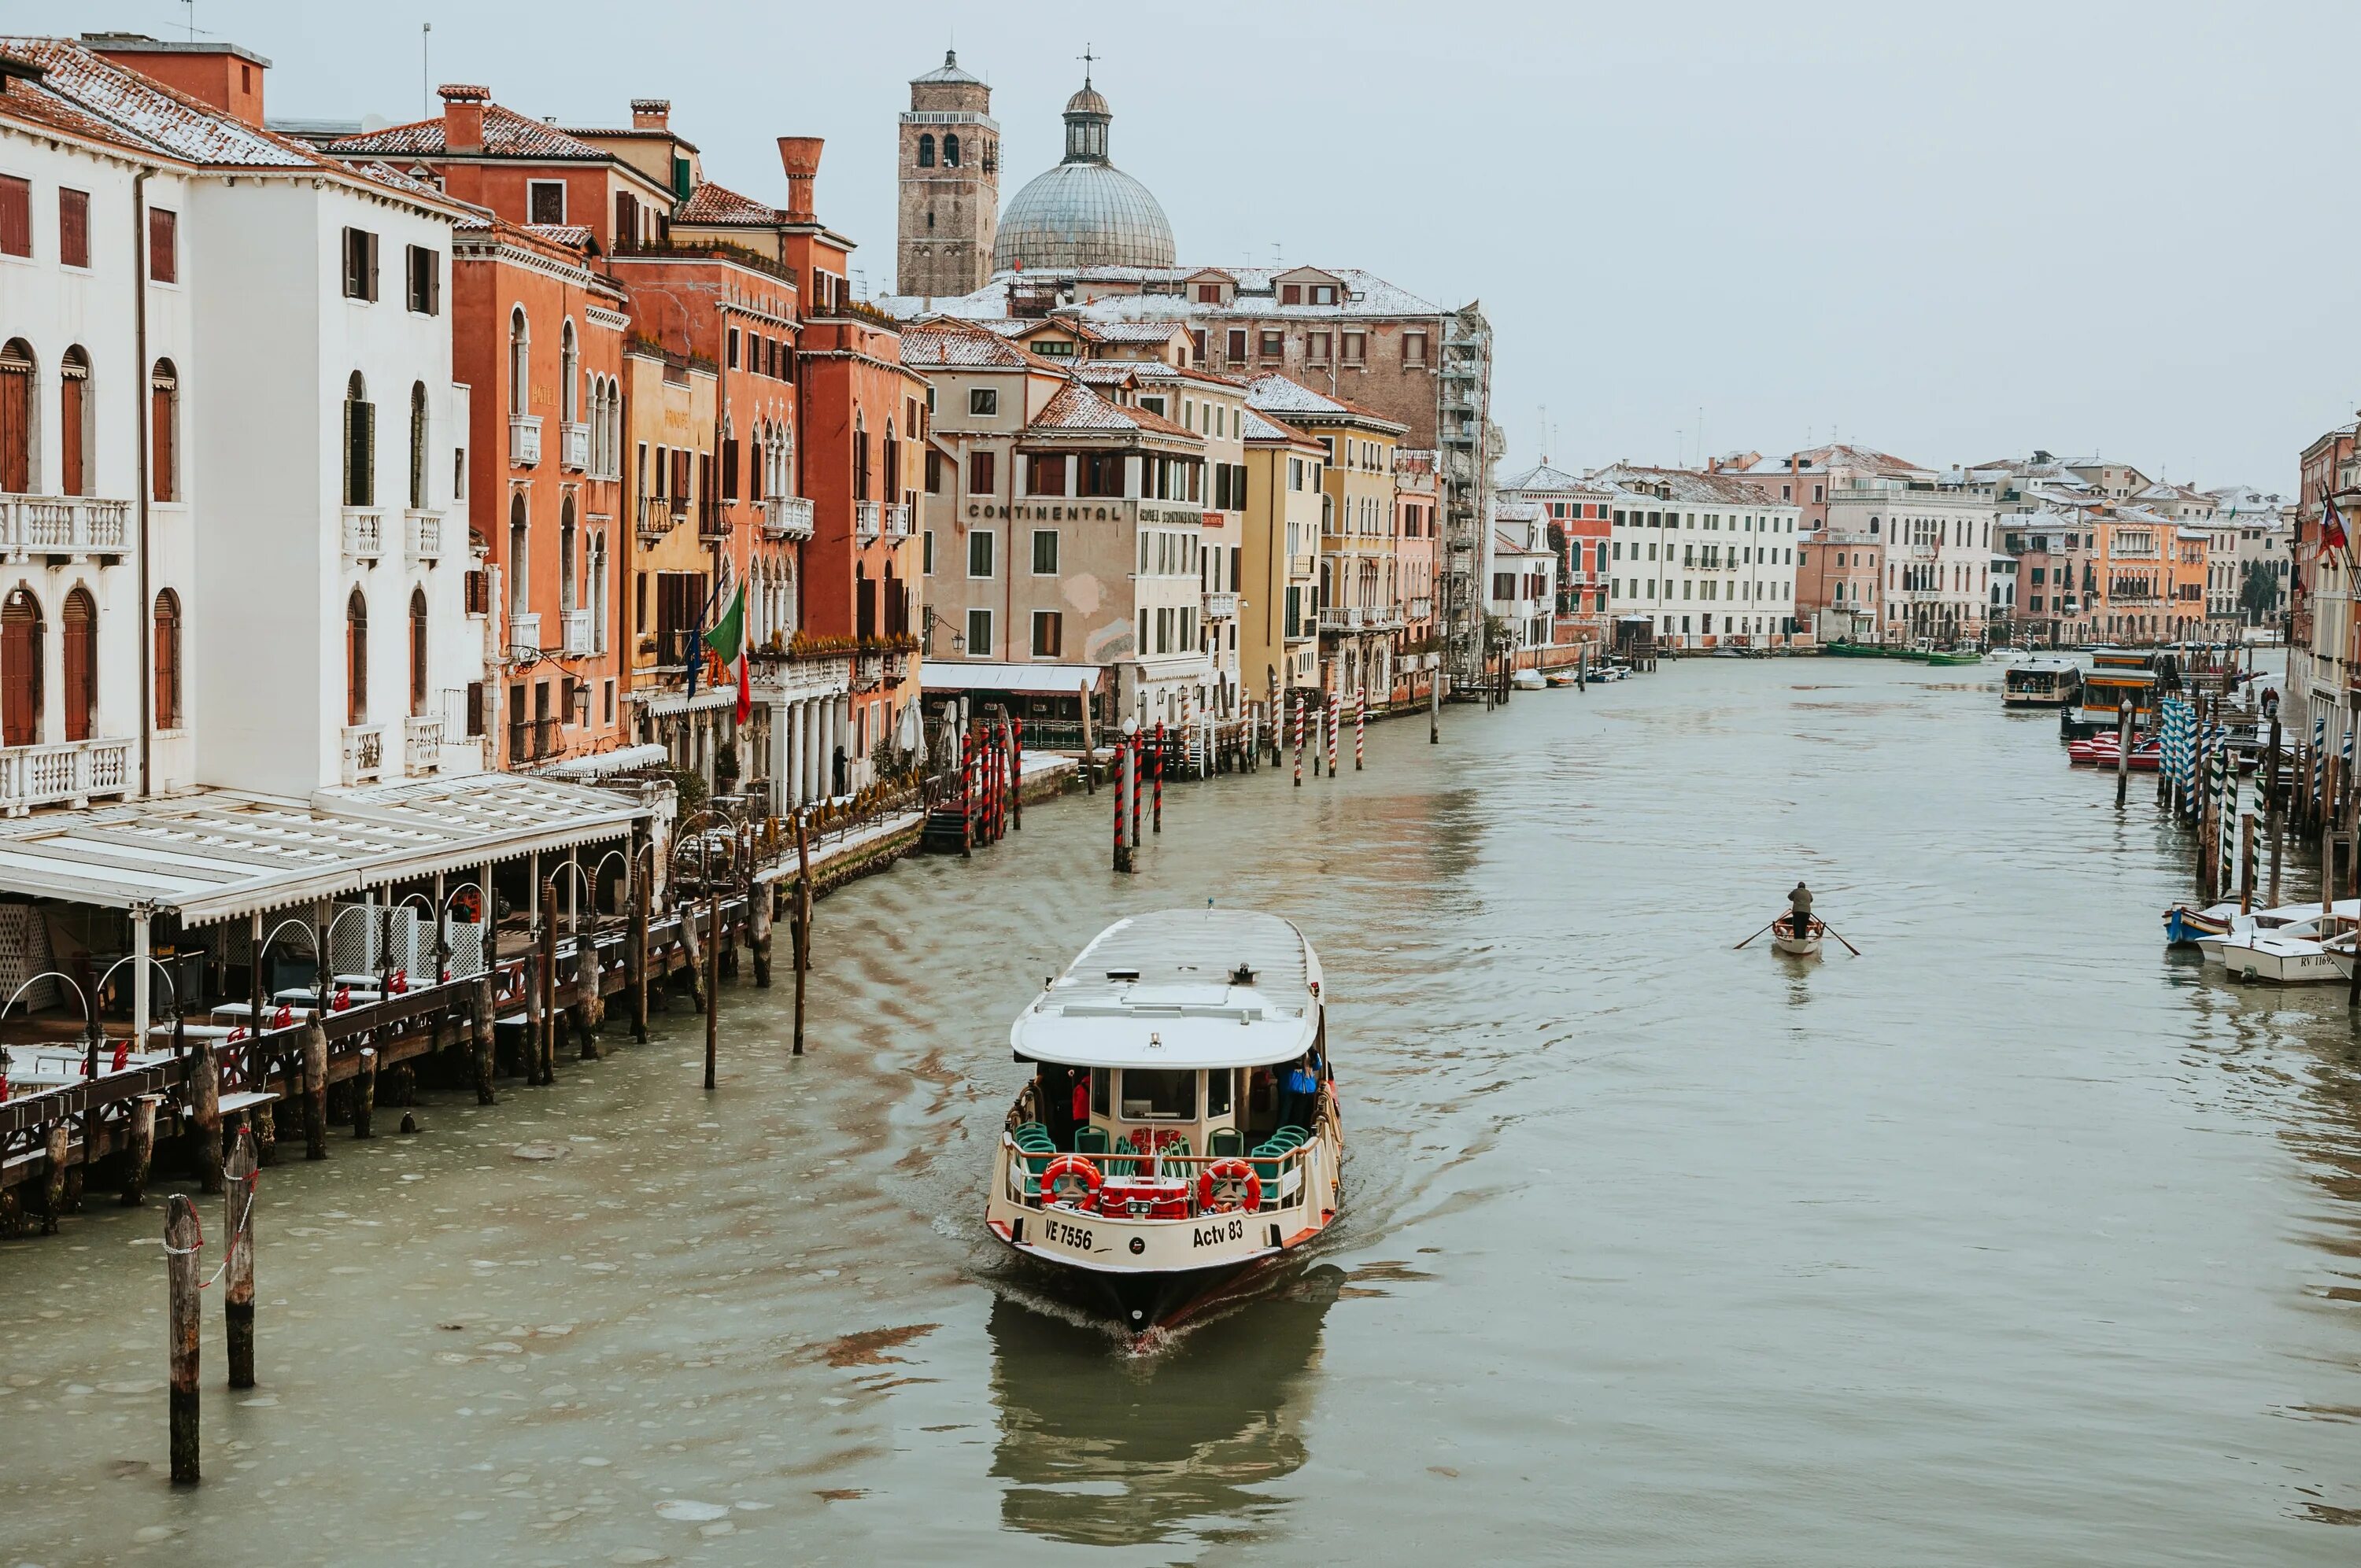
[896,50,999,299]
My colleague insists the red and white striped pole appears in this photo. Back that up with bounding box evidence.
[1292,690,1305,788]
[1152,721,1165,833]
[1326,689,1339,777]
[1354,684,1366,771]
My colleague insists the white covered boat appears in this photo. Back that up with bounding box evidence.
[2213,931,2347,984]
[988,909,1343,1332]
[2194,900,2357,963]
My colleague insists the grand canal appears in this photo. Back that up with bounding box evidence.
[2,658,2357,1564]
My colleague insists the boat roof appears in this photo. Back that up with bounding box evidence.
[1010,909,1323,1071]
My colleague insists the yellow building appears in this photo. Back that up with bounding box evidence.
[1244,374,1407,699]
[1240,407,1324,702]
[619,341,726,776]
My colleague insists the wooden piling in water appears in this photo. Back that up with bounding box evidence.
[2114,695,2133,810]
[351,1046,376,1139]
[630,859,651,1044]
[2239,811,2256,915]
[751,876,774,989]
[1152,721,1165,833]
[253,1098,277,1167]
[166,1193,201,1485]
[190,1039,223,1194]
[472,976,497,1105]
[793,814,811,1056]
[40,1121,68,1233]
[302,1023,328,1160]
[537,882,559,1087]
[703,883,719,1091]
[1011,718,1025,830]
[120,1094,157,1206]
[224,1130,257,1389]
[2267,712,2285,907]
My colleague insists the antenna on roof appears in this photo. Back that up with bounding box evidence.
[421,22,431,121]
[184,0,195,42]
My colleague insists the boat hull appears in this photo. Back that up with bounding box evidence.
[2163,902,2237,945]
[2218,939,2344,984]
[1770,932,1823,957]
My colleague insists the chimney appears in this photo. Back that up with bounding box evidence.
[440,83,489,153]
[86,33,269,127]
[631,98,670,131]
[778,136,823,224]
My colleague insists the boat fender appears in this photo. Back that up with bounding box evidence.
[1042,1154,1103,1206]
[1197,1158,1262,1215]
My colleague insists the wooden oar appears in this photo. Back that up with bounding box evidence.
[1818,921,1863,957]
[1734,918,1782,950]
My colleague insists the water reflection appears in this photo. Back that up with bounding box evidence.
[986,1265,1343,1547]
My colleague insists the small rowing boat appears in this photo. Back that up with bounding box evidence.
[2068,735,2161,769]
[1770,916,1823,957]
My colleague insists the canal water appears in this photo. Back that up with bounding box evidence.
[2,659,2357,1566]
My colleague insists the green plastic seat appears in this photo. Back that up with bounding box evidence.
[1208,1128,1244,1158]
[1074,1125,1110,1155]
[1276,1123,1310,1145]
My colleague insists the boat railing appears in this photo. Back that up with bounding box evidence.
[999,1133,1317,1218]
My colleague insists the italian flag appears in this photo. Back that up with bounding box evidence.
[704,581,751,722]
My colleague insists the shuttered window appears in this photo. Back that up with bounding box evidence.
[343,381,375,506]
[57,188,87,268]
[409,590,428,716]
[59,355,86,496]
[342,227,378,301]
[2,591,41,746]
[61,588,94,743]
[0,341,29,494]
[405,245,438,314]
[0,175,28,257]
[150,361,177,502]
[464,681,485,737]
[153,591,181,729]
[147,208,176,282]
[346,592,368,725]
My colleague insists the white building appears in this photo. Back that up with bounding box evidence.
[1832,471,1996,647]
[1587,464,1802,648]
[1487,501,1554,656]
[0,36,477,805]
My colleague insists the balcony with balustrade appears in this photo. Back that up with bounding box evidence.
[342,509,384,563]
[881,503,913,539]
[405,510,442,566]
[508,415,542,467]
[762,496,815,540]
[1,496,131,560]
[562,609,595,655]
[855,501,881,543]
[1203,592,1238,620]
[0,738,132,816]
[507,611,541,655]
[341,725,383,787]
[560,422,590,472]
[404,716,442,777]
[636,494,681,540]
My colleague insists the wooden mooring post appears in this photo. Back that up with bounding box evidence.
[630,854,651,1045]
[120,1094,158,1206]
[225,1128,257,1389]
[165,1193,201,1485]
[703,880,720,1091]
[2114,695,2133,810]
[351,1046,376,1139]
[793,814,811,1056]
[537,879,559,1087]
[190,1038,223,1195]
[2239,811,2256,915]
[1152,721,1165,833]
[2266,709,2284,907]
[472,976,497,1105]
[302,1023,328,1161]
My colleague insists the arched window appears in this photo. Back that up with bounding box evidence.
[408,588,428,717]
[507,493,530,619]
[2,589,42,746]
[345,588,368,725]
[853,411,870,502]
[61,586,94,743]
[560,496,578,614]
[943,133,960,167]
[1868,515,1880,537]
[882,420,898,511]
[344,372,375,506]
[59,347,90,497]
[507,308,529,418]
[916,132,935,168]
[560,319,579,424]
[150,359,179,502]
[0,339,35,495]
[153,589,181,729]
[408,382,428,509]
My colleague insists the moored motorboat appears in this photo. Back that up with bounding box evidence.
[2068,735,2160,769]
[1509,666,1546,691]
[2193,899,2360,963]
[987,909,1343,1334]
[2214,931,2345,984]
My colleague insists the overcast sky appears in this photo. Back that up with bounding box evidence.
[17,0,2355,490]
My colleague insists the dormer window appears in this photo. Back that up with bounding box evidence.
[1281,285,1302,305]
[1311,285,1336,305]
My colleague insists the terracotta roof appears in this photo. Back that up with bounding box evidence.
[527,223,595,250]
[1498,460,1591,493]
[677,179,776,226]
[899,316,1061,371]
[1240,407,1320,446]
[0,37,316,168]
[325,101,608,160]
[1589,463,1798,507]
[1028,379,1198,441]
[1242,372,1406,434]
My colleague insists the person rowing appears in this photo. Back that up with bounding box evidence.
[1786,880,1813,939]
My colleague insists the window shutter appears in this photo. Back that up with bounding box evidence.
[0,356,28,494]
[367,231,380,301]
[362,400,376,505]
[722,440,740,500]
[57,188,89,268]
[0,175,28,257]
[466,681,485,737]
[342,397,354,504]
[150,383,173,501]
[60,371,85,497]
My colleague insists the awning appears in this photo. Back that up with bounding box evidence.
[637,687,741,718]
[0,772,646,923]
[922,661,1100,696]
[541,743,670,780]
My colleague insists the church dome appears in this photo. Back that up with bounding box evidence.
[994,75,1175,273]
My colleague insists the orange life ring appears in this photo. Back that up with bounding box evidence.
[1041,1154,1103,1206]
[1196,1158,1262,1215]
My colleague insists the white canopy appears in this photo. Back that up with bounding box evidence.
[1010,909,1323,1070]
[0,773,644,923]
[922,662,1100,696]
